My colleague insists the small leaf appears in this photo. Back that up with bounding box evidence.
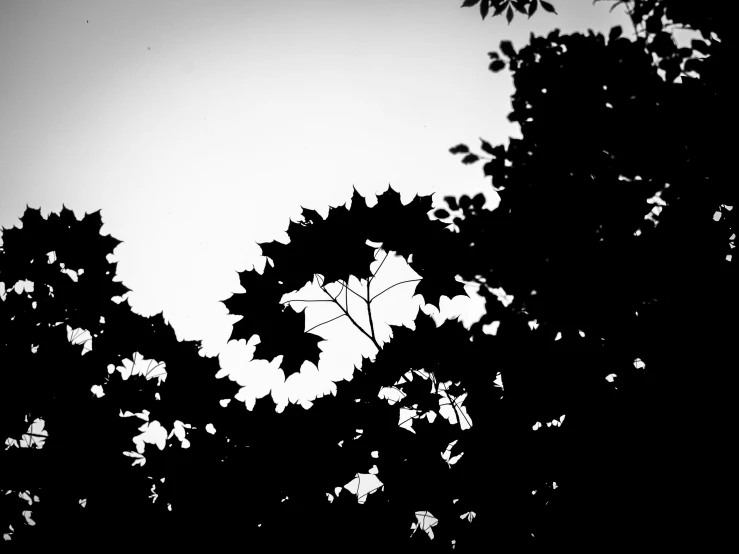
[472,193,485,210]
[444,196,459,211]
[499,40,516,58]
[646,13,662,34]
[608,25,622,41]
[461,0,481,6]
[651,32,675,57]
[449,144,470,154]
[461,154,480,165]
[434,209,450,219]
[540,1,556,14]
[480,139,496,155]
[663,59,680,83]
[691,39,710,55]
[684,58,702,74]
[489,60,506,72]
[480,0,489,19]
[506,6,514,24]
[528,0,538,17]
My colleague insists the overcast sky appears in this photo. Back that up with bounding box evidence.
[0,0,631,411]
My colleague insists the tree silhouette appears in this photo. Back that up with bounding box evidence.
[0,207,241,547]
[448,0,734,548]
[2,0,733,550]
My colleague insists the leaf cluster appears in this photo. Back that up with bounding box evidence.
[462,0,556,24]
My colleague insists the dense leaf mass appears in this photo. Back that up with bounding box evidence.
[2,0,734,550]
[0,208,241,547]
[448,0,735,548]
[223,185,469,379]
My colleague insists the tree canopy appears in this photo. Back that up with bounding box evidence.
[2,0,733,550]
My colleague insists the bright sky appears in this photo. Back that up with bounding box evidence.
[0,0,630,412]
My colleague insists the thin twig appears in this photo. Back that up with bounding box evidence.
[441,393,472,428]
[338,280,367,304]
[369,279,423,302]
[317,275,380,351]
[281,299,335,305]
[366,269,377,344]
[306,313,346,334]
[369,251,390,284]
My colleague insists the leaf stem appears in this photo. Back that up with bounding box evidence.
[442,391,471,428]
[281,299,335,305]
[366,273,377,345]
[22,432,48,439]
[306,313,347,334]
[369,251,390,284]
[369,279,423,302]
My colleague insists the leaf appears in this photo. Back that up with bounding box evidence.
[684,58,702,74]
[434,209,450,219]
[651,32,675,58]
[645,13,662,34]
[506,5,514,23]
[528,0,538,17]
[461,0,480,6]
[691,39,710,56]
[449,144,470,154]
[609,25,622,41]
[480,139,496,155]
[493,0,508,16]
[461,154,480,165]
[512,0,527,14]
[540,0,556,13]
[472,193,486,210]
[489,59,506,72]
[479,0,489,19]
[444,196,459,211]
[252,308,324,379]
[414,274,468,311]
[300,207,323,225]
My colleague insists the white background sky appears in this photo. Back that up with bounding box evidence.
[0,0,630,411]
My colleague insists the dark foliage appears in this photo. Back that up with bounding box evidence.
[2,0,733,550]
[0,208,242,547]
[448,0,734,549]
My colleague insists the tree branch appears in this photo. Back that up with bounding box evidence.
[317,275,380,351]
[369,279,423,302]
[366,272,378,345]
[440,391,471,428]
